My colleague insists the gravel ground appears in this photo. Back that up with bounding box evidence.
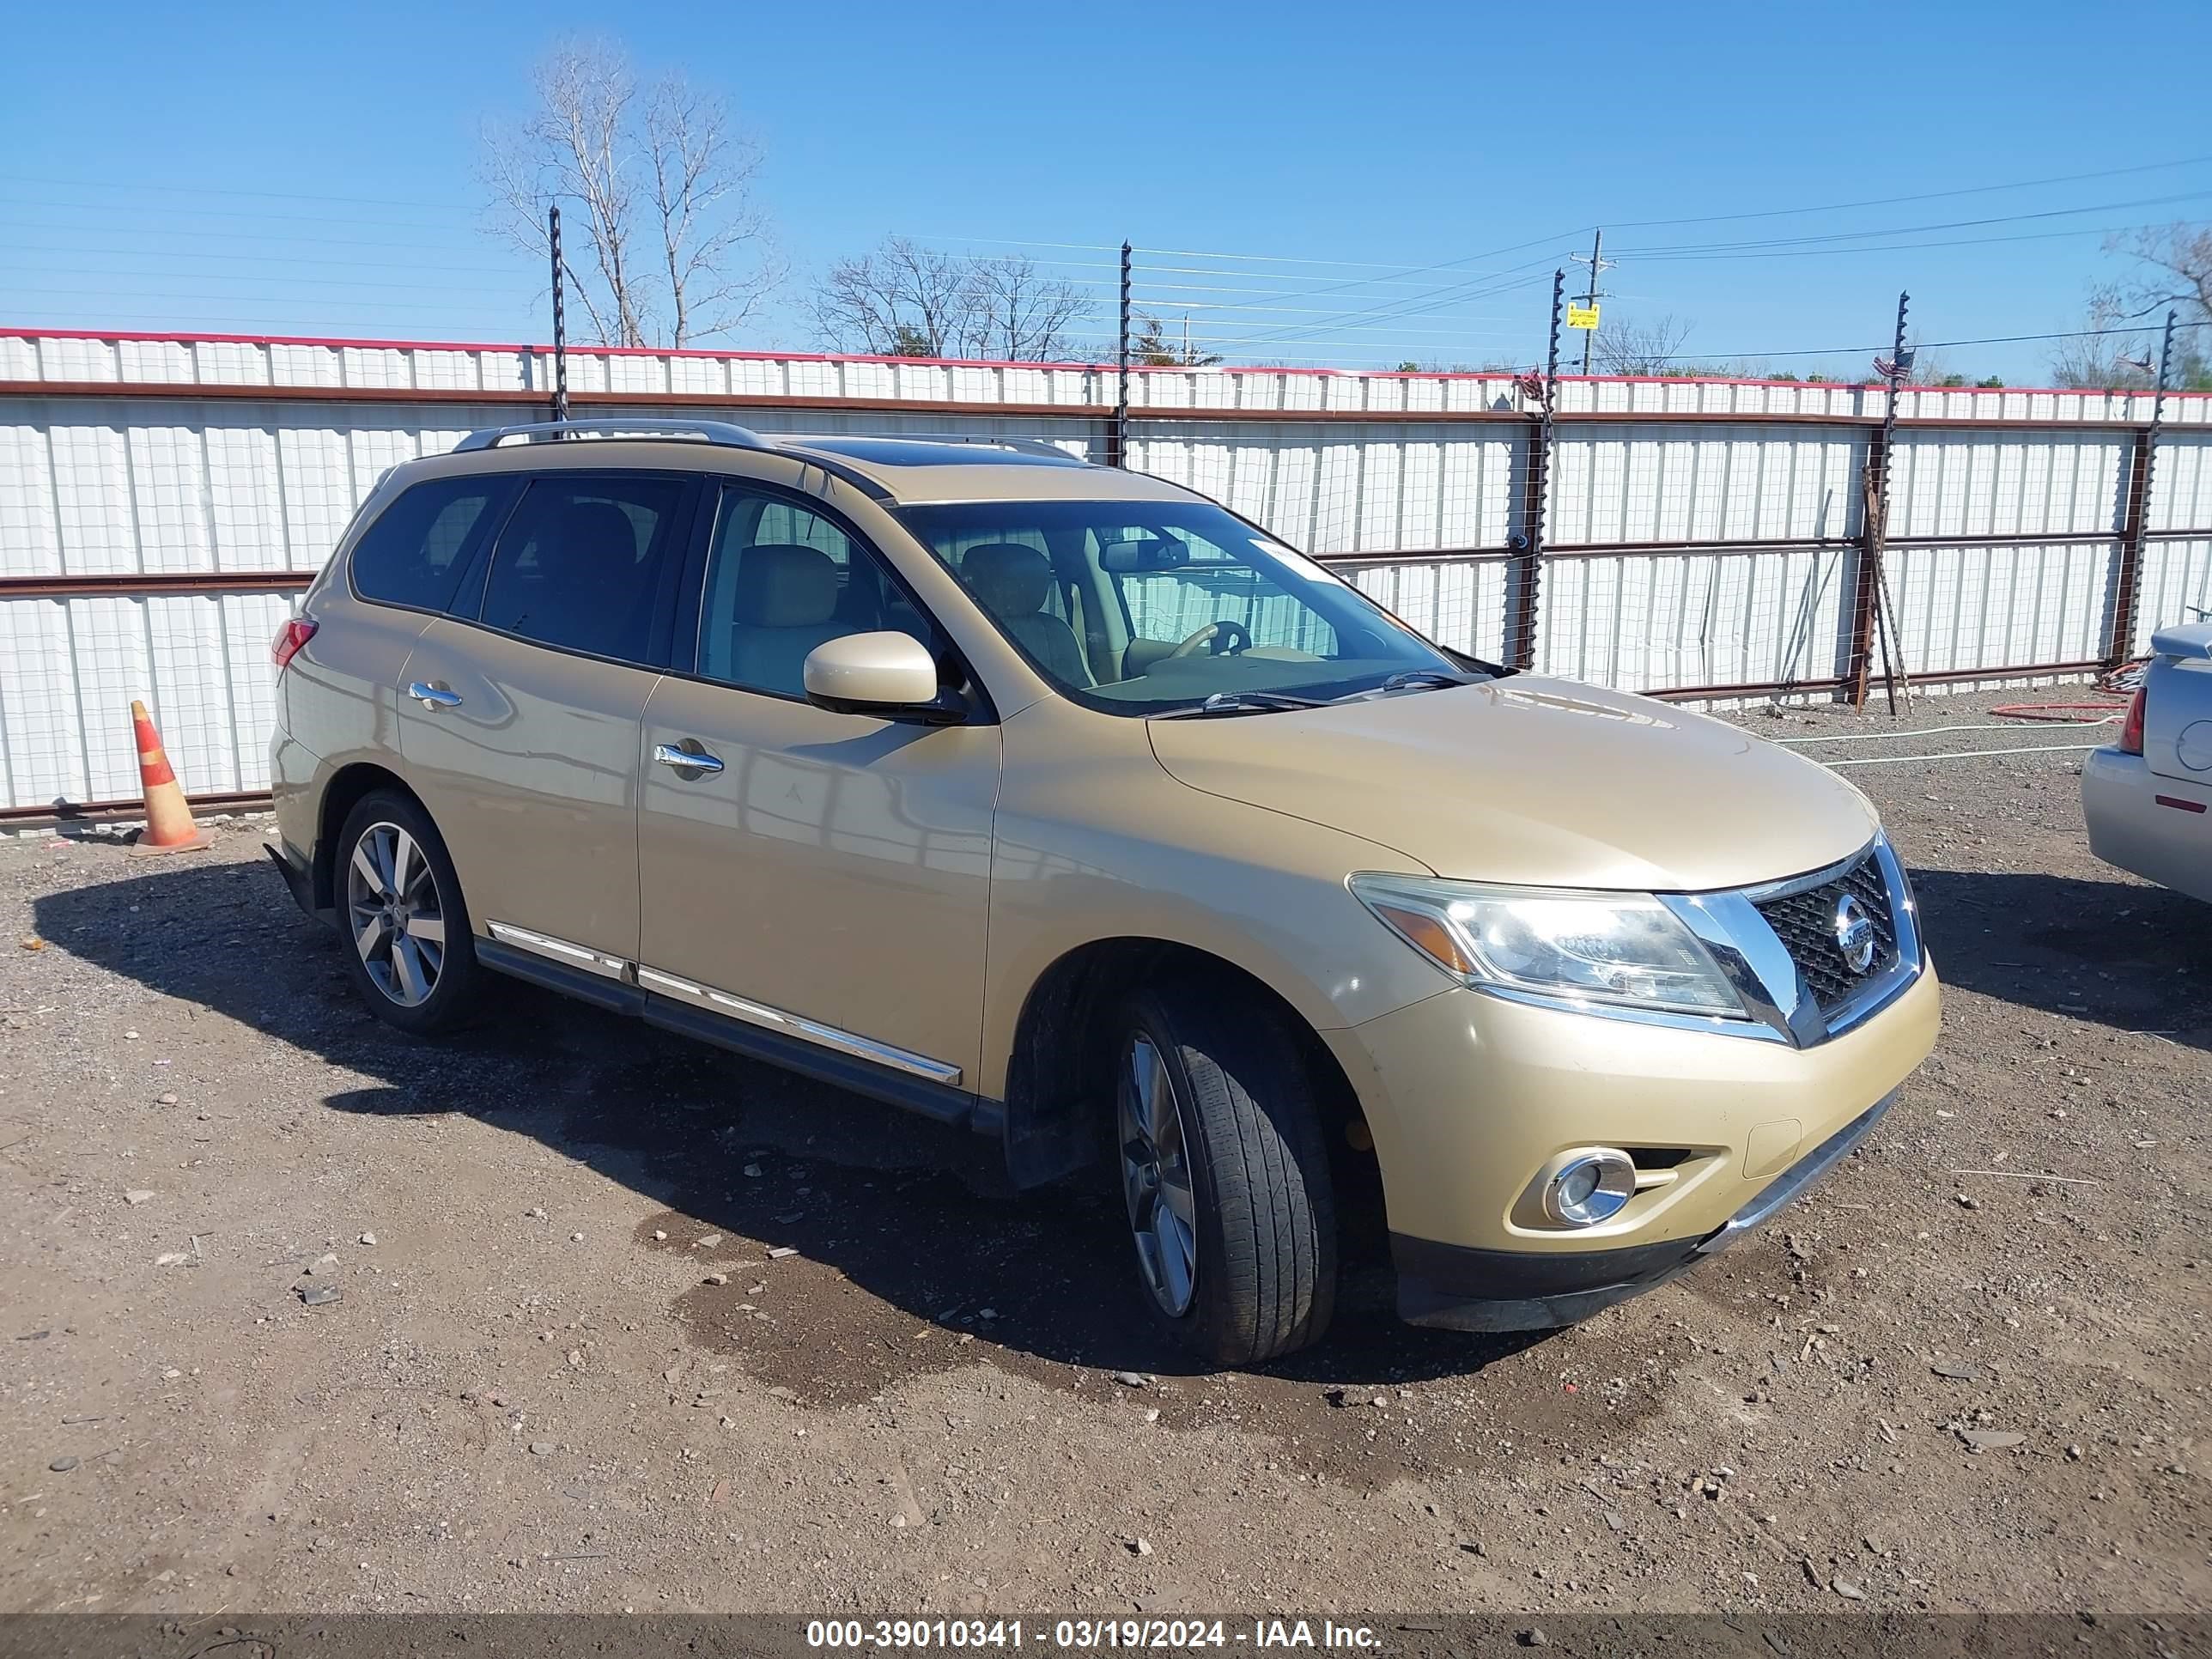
[0,687,2204,1619]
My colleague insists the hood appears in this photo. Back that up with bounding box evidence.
[1146,676,1877,892]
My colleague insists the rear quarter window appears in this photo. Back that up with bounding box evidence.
[348,477,517,613]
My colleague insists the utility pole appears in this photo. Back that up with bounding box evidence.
[548,204,569,425]
[1570,228,1612,377]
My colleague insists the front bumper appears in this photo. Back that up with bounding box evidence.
[1319,957,1940,1328]
[1393,1090,1894,1330]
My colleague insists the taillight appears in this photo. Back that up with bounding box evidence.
[271,616,318,672]
[2117,686,2146,755]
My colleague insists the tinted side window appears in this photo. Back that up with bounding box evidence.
[697,485,935,698]
[478,475,690,665]
[349,477,515,613]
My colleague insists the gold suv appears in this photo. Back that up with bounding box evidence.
[268,420,1940,1363]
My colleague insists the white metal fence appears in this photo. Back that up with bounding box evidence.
[2,329,2209,815]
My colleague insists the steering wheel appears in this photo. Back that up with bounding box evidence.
[1167,619,1253,659]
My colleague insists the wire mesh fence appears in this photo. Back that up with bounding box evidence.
[4,172,2212,811]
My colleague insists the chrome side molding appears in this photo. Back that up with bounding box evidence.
[486,921,630,981]
[635,967,963,1085]
[481,920,964,1085]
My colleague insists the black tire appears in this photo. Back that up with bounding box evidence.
[1112,977,1337,1364]
[332,789,483,1036]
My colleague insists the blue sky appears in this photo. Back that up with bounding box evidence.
[3,0,2208,381]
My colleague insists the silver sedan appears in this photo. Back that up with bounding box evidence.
[2082,621,2212,903]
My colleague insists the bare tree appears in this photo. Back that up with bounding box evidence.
[1132,314,1221,368]
[1902,345,1960,386]
[965,256,1091,361]
[482,37,781,349]
[1592,313,1694,375]
[2049,295,2158,390]
[645,76,780,344]
[2100,222,2212,325]
[2065,221,2212,390]
[805,239,975,357]
[805,238,1091,361]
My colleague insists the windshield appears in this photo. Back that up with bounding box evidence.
[896,498,1472,714]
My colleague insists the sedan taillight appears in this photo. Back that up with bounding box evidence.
[2117,685,2146,755]
[271,616,318,672]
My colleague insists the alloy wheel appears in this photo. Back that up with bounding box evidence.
[1118,1032,1199,1318]
[345,821,447,1007]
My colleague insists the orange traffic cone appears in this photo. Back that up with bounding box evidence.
[125,699,211,858]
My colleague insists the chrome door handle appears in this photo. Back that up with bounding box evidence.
[653,742,724,775]
[407,682,462,708]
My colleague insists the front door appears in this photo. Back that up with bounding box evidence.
[635,482,1000,1095]
[398,469,698,973]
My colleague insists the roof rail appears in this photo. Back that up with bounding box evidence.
[453,418,772,453]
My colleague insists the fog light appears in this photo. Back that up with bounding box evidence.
[1543,1149,1637,1226]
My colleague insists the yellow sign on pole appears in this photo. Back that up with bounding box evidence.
[1566,302,1601,330]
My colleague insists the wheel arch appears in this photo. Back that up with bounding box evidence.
[1000,936,1359,1189]
[311,762,430,911]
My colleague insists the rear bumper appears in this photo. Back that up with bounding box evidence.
[1394,1089,1897,1331]
[265,840,330,926]
[2081,747,2212,904]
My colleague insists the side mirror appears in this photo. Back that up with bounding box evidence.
[803,631,965,724]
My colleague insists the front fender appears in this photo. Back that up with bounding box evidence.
[978,704,1446,1101]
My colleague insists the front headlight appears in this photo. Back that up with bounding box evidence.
[1347,873,1747,1018]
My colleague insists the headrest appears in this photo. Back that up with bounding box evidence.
[961,542,1054,615]
[532,502,639,580]
[732,543,839,628]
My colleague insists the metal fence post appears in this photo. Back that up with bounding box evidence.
[1111,240,1132,468]
[1850,290,1909,708]
[1509,271,1565,671]
[548,204,569,425]
[2109,307,2177,665]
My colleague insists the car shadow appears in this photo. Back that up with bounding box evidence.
[33,851,1552,1392]
[1910,866,2210,1049]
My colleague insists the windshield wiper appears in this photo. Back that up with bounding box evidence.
[1319,668,1480,704]
[1376,669,1474,693]
[1159,690,1333,719]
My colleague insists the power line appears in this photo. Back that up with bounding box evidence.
[918,154,2211,272]
[0,173,482,211]
[0,219,504,254]
[1599,153,2212,232]
[1200,263,1565,355]
[1636,319,2209,368]
[0,242,525,275]
[0,196,489,233]
[1202,191,2212,357]
[1610,190,2212,257]
[0,285,536,313]
[1588,221,2166,265]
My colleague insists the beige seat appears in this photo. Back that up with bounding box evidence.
[714,543,847,695]
[485,500,652,659]
[960,542,1091,687]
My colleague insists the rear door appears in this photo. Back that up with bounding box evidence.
[397,470,700,975]
[288,474,517,785]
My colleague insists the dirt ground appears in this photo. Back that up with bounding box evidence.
[0,688,2204,1620]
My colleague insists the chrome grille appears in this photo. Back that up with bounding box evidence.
[1751,854,1899,1010]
